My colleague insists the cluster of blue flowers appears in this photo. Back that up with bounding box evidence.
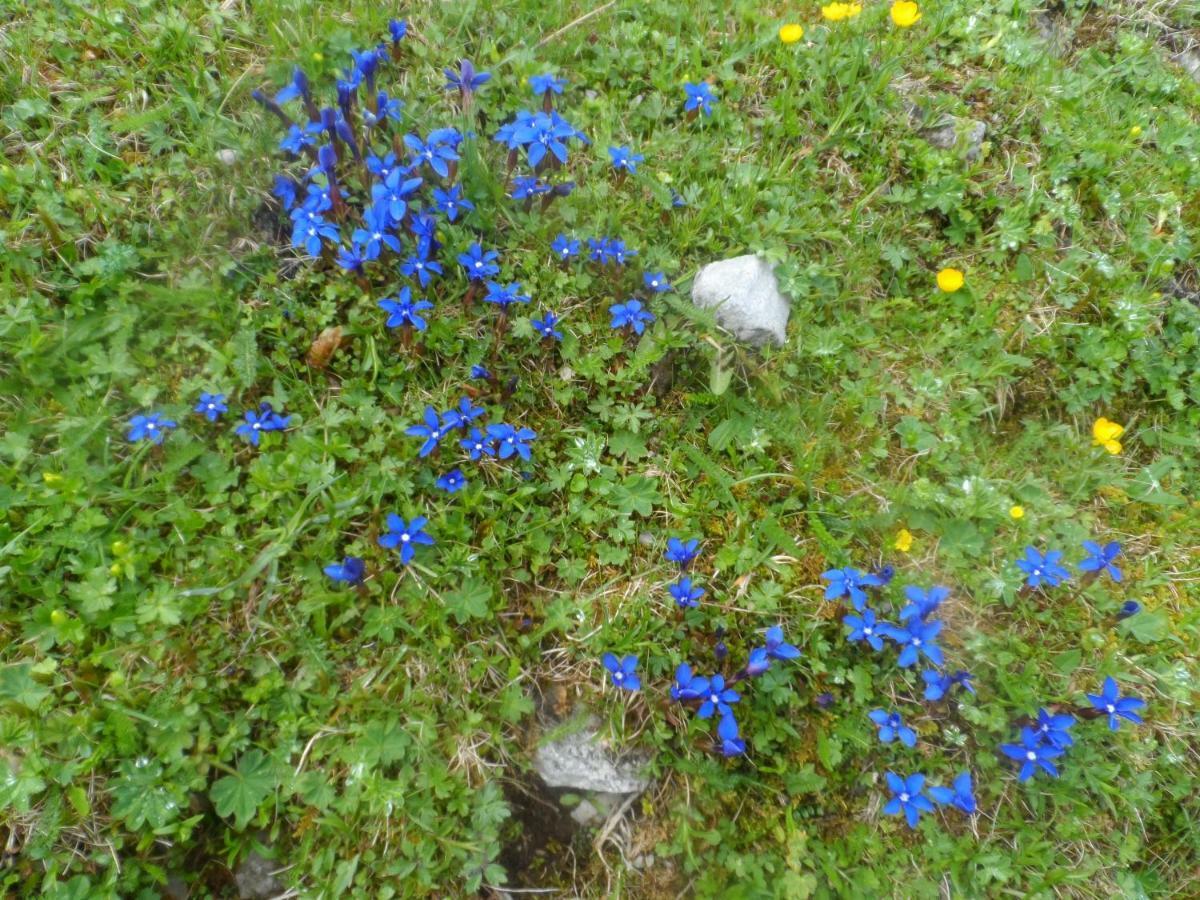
[603,537,800,758]
[126,396,292,448]
[828,535,1145,829]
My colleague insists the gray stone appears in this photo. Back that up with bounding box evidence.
[534,726,650,794]
[235,850,283,899]
[920,116,987,161]
[691,254,791,347]
[1176,49,1200,85]
[1032,11,1073,58]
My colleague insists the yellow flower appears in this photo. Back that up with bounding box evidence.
[1129,125,1142,137]
[821,2,862,22]
[779,23,805,44]
[311,51,324,63]
[109,562,123,577]
[893,529,914,552]
[42,471,63,484]
[1092,417,1125,455]
[890,1,922,27]
[936,267,965,292]
[1009,505,1025,520]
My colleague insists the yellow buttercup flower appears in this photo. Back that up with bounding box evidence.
[1009,505,1025,520]
[890,1,922,27]
[1092,417,1124,455]
[821,3,862,22]
[1129,125,1142,137]
[894,529,914,552]
[936,267,965,292]
[779,23,805,44]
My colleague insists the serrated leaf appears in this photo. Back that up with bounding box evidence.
[444,577,492,624]
[210,750,275,830]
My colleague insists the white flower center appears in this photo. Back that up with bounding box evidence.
[899,793,909,803]
[863,627,873,636]
[912,638,922,647]
[252,422,261,430]
[1106,703,1115,713]
[613,672,623,682]
[146,423,156,429]
[400,533,410,543]
[207,403,215,410]
[1026,751,1036,761]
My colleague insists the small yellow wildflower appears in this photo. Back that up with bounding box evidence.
[890,1,922,27]
[109,563,123,577]
[894,529,914,552]
[821,3,863,22]
[936,267,965,292]
[779,23,805,44]
[42,472,63,484]
[1009,505,1025,520]
[1092,417,1125,455]
[311,51,324,63]
[1129,125,1142,137]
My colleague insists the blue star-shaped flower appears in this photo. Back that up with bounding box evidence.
[378,513,434,565]
[551,233,579,262]
[379,287,434,331]
[929,771,976,815]
[642,271,672,293]
[601,653,640,691]
[405,406,445,457]
[608,145,643,173]
[821,567,884,610]
[194,393,227,423]
[717,713,746,757]
[670,663,709,701]
[1086,676,1145,731]
[883,772,934,829]
[1034,708,1075,749]
[532,311,563,341]
[1000,728,1064,782]
[530,72,566,95]
[609,300,655,334]
[664,537,700,566]
[683,81,716,116]
[458,243,500,281]
[869,709,917,748]
[844,607,886,651]
[880,619,944,668]
[127,412,177,444]
[323,556,365,586]
[898,585,949,622]
[1016,546,1071,589]
[668,577,705,608]
[1079,540,1122,582]
[697,675,739,719]
[435,468,467,494]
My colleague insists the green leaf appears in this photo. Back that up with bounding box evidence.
[210,750,275,830]
[1121,608,1170,644]
[444,577,493,624]
[0,663,51,710]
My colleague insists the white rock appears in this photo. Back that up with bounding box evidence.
[216,148,239,166]
[920,116,987,161]
[534,727,650,794]
[691,254,790,347]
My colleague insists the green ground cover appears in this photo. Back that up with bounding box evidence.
[2,0,1199,896]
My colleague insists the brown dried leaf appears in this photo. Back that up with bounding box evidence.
[306,326,343,369]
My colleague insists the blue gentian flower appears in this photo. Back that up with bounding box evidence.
[717,714,746,757]
[366,151,400,180]
[486,423,536,461]
[669,577,705,608]
[929,772,976,815]
[607,239,637,266]
[194,393,227,422]
[816,692,835,709]
[336,243,367,273]
[601,653,640,691]
[470,365,492,380]
[821,567,883,610]
[1034,708,1075,749]
[714,637,728,661]
[401,252,443,288]
[670,188,687,208]
[510,176,550,200]
[370,91,405,126]
[745,648,771,677]
[899,585,949,622]
[353,203,401,259]
[587,237,611,263]
[388,19,407,44]
[665,537,701,566]
[883,772,934,829]
[259,402,292,431]
[1079,540,1122,582]
[551,233,579,262]
[408,209,440,257]
[371,169,423,222]
[406,406,445,457]
[350,48,381,87]
[324,556,365,586]
[483,281,531,310]
[683,81,716,116]
[435,468,467,494]
[1000,728,1064,782]
[272,175,298,210]
[875,564,896,586]
[458,243,500,281]
[881,619,944,668]
[1117,600,1141,620]
[608,145,644,173]
[764,626,800,660]
[235,409,272,446]
[272,66,309,106]
[922,669,974,701]
[378,513,434,565]
[444,59,491,98]
[512,110,577,166]
[1086,677,1145,731]
[869,709,917,748]
[530,73,566,96]
[532,311,563,341]
[433,184,474,222]
[127,412,176,444]
[671,663,709,701]
[609,300,655,334]
[697,675,739,719]
[642,271,672,293]
[291,214,339,256]
[1016,546,1072,589]
[844,608,886,651]
[379,287,434,331]
[446,397,485,430]
[460,427,494,460]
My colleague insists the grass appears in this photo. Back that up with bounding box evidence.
[2,0,1199,896]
